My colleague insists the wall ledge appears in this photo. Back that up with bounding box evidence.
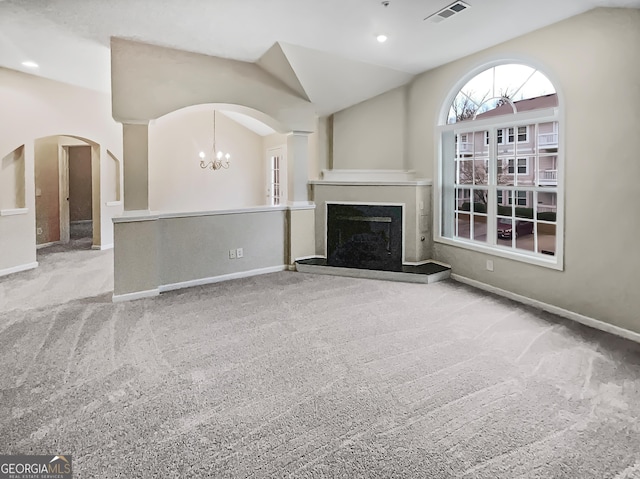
[0,261,38,277]
[0,208,29,216]
[452,274,640,345]
[113,204,313,223]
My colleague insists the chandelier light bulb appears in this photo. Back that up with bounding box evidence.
[225,153,231,160]
[216,151,223,159]
[199,151,205,159]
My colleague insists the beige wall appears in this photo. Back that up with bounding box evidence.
[333,87,406,170]
[34,137,60,245]
[0,68,123,273]
[328,8,640,334]
[111,38,315,132]
[418,8,639,333]
[149,108,265,212]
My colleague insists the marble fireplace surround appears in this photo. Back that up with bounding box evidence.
[310,170,433,265]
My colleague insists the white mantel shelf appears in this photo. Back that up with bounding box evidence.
[313,169,432,186]
[311,180,432,186]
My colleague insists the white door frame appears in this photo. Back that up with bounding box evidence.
[58,145,70,244]
[266,146,287,206]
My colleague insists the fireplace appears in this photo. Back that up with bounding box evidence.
[327,203,403,271]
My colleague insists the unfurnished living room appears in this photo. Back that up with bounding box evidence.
[1,1,639,477]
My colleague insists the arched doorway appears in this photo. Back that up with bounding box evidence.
[34,135,100,250]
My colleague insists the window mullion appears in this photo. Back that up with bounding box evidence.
[487,126,497,246]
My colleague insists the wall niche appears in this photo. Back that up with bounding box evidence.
[0,145,26,213]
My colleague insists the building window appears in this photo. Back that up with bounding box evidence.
[507,158,528,175]
[440,63,562,268]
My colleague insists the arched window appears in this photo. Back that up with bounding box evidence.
[437,63,563,269]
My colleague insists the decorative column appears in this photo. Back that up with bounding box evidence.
[122,122,150,211]
[287,131,312,206]
[113,121,159,300]
[286,131,316,265]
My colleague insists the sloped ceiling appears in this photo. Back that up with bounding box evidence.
[260,43,414,117]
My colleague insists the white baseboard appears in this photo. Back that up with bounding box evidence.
[37,241,60,250]
[159,265,287,293]
[0,261,38,277]
[92,244,114,251]
[112,288,160,303]
[451,274,640,345]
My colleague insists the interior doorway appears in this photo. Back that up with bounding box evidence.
[34,136,96,251]
[266,146,286,206]
[67,145,93,242]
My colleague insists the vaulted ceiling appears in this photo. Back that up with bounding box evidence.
[1,0,639,117]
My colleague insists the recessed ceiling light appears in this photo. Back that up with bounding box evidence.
[376,34,388,43]
[21,61,39,68]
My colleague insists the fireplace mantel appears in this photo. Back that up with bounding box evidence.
[310,172,434,264]
[312,169,432,186]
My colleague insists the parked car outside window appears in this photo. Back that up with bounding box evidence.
[497,218,534,239]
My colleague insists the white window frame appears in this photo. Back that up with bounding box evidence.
[435,106,564,270]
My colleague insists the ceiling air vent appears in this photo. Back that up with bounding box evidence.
[425,1,471,23]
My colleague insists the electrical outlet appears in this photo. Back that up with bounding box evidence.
[229,249,236,259]
[486,259,494,272]
[236,248,243,258]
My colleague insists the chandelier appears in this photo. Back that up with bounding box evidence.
[199,110,231,170]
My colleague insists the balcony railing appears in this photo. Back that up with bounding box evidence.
[538,133,558,148]
[456,142,474,155]
[538,169,557,186]
[537,204,557,213]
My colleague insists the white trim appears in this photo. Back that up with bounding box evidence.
[105,201,122,207]
[311,180,432,187]
[435,236,562,270]
[158,265,287,293]
[36,241,60,250]
[0,261,38,277]
[91,243,114,251]
[287,202,316,210]
[324,201,406,263]
[113,205,291,223]
[443,108,557,133]
[112,288,160,303]
[0,208,28,216]
[451,274,640,345]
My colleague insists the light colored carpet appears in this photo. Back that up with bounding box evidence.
[1,248,640,478]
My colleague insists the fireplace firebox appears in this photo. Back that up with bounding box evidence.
[327,204,403,271]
